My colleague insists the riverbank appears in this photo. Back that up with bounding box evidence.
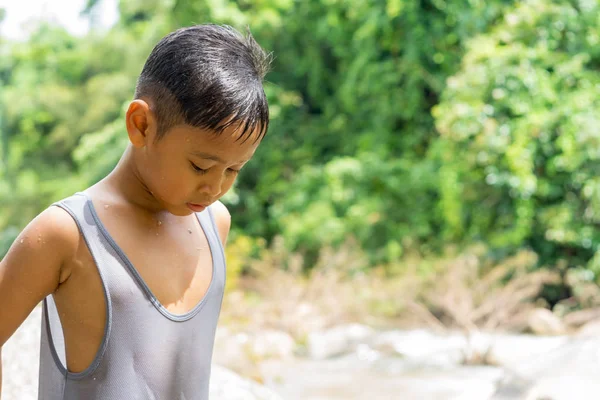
[5,306,600,400]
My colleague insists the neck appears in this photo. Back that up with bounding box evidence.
[97,145,167,216]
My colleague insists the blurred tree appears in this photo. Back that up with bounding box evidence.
[1,0,599,295]
[214,0,515,265]
[432,0,600,296]
[0,0,517,263]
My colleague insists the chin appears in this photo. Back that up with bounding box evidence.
[154,198,194,217]
[168,205,196,217]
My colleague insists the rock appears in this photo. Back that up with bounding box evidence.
[491,372,533,400]
[249,330,296,360]
[369,330,568,371]
[511,338,600,379]
[524,377,600,400]
[575,319,600,337]
[371,329,468,368]
[527,308,566,335]
[1,305,41,400]
[463,331,495,364]
[308,324,375,360]
[210,365,283,400]
[213,327,256,374]
[493,338,600,399]
[355,343,381,363]
[485,333,567,369]
[213,328,296,373]
[260,354,504,400]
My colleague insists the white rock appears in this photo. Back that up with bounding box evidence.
[261,355,504,400]
[1,305,41,400]
[575,319,600,337]
[527,308,566,335]
[214,328,296,369]
[525,377,600,400]
[308,324,375,360]
[513,338,600,379]
[486,333,567,369]
[372,329,468,367]
[213,330,256,374]
[249,330,296,360]
[209,365,283,400]
[355,344,381,363]
[493,337,600,398]
[463,331,495,364]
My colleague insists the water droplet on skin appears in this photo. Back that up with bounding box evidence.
[104,204,110,209]
[157,220,162,226]
[20,239,24,244]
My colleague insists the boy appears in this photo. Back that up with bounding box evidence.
[0,24,271,399]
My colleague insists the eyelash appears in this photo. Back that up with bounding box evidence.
[190,162,240,175]
[190,162,207,174]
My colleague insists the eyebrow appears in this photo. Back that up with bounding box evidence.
[191,151,250,164]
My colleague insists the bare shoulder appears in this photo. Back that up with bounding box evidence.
[5,205,80,280]
[210,200,231,246]
[29,205,80,253]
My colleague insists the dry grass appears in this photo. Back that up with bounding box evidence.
[220,238,568,340]
[216,239,600,374]
[220,237,420,339]
[558,268,600,329]
[412,245,560,333]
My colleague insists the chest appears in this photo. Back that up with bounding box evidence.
[51,198,222,374]
[97,206,214,312]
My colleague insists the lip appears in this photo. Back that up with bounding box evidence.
[187,203,207,212]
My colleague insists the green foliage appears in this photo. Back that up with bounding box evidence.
[0,0,599,296]
[218,0,514,261]
[271,153,438,265]
[432,0,600,279]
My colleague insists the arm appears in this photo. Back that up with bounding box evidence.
[0,207,77,397]
[211,200,231,247]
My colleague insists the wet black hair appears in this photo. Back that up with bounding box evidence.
[134,24,271,142]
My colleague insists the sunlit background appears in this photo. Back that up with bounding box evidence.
[2,0,600,399]
[0,0,117,39]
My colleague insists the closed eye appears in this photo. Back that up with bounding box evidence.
[190,162,208,174]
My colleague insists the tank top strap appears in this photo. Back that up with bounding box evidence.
[42,192,113,380]
[197,205,226,282]
[51,192,115,288]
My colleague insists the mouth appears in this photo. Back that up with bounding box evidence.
[186,202,208,212]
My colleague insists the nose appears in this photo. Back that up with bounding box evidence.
[199,171,224,198]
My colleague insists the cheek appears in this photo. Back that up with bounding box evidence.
[220,174,237,194]
[142,155,193,200]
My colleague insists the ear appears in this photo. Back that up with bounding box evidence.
[125,99,157,147]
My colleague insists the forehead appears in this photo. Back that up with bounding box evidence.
[166,123,261,162]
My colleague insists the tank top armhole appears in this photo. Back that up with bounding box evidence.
[205,205,226,263]
[46,199,112,380]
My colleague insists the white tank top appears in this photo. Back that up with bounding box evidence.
[38,192,226,399]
